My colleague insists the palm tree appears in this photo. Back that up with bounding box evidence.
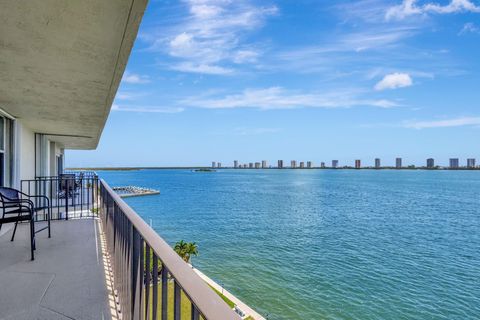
[174,240,188,261]
[185,242,198,263]
[173,240,198,263]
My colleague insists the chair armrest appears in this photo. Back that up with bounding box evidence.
[3,199,34,210]
[19,193,50,207]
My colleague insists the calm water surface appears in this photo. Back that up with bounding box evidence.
[99,169,480,320]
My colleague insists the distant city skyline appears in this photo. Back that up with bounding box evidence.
[67,0,480,168]
[208,157,477,169]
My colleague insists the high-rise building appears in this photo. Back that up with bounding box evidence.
[249,163,253,169]
[299,162,305,168]
[321,162,325,168]
[262,160,267,168]
[255,162,261,169]
[426,158,435,168]
[291,160,297,168]
[449,158,459,169]
[396,158,402,168]
[217,162,221,168]
[307,161,312,168]
[375,158,381,168]
[212,161,216,168]
[355,160,361,169]
[467,158,476,168]
[234,160,238,168]
[332,160,338,168]
[278,160,283,168]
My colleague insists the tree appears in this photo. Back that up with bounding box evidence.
[174,240,198,263]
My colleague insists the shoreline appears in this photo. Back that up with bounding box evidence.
[192,267,266,320]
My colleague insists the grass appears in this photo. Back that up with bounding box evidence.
[146,280,236,319]
[208,284,235,308]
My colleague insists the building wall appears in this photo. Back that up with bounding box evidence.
[18,122,35,182]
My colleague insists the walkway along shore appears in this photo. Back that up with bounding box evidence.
[192,267,266,320]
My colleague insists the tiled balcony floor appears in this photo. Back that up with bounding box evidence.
[0,219,112,320]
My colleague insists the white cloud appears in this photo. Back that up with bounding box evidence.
[112,104,184,113]
[145,0,277,74]
[459,22,480,34]
[180,87,399,110]
[374,73,413,91]
[122,72,150,84]
[171,62,233,75]
[386,0,480,20]
[403,116,480,129]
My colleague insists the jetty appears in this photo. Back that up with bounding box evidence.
[112,186,160,198]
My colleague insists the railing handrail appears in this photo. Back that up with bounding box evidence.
[100,179,239,320]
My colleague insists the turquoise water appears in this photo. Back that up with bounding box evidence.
[99,169,480,320]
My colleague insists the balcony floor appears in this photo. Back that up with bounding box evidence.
[0,219,112,320]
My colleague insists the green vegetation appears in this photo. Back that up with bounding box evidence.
[173,240,198,263]
[245,317,255,320]
[208,284,235,308]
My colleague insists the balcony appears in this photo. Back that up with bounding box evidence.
[0,175,239,320]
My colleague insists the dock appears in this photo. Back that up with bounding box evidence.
[112,186,160,198]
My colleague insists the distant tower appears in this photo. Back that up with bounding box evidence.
[467,158,476,168]
[321,162,325,168]
[396,158,402,169]
[426,158,435,168]
[217,162,221,168]
[291,160,297,168]
[299,162,305,168]
[278,160,283,169]
[355,160,361,169]
[212,161,216,168]
[249,163,253,169]
[234,160,238,168]
[255,162,261,169]
[375,158,381,169]
[332,160,338,168]
[262,160,267,168]
[307,161,312,168]
[449,158,459,169]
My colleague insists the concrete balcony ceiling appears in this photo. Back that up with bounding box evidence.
[0,0,148,149]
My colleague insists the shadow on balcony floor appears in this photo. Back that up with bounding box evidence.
[0,219,112,320]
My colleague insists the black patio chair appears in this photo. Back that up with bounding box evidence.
[0,187,51,260]
[58,174,77,198]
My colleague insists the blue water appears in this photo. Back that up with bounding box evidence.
[99,169,480,320]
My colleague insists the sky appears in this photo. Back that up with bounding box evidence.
[67,0,480,167]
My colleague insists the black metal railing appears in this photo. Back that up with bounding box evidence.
[99,179,238,320]
[21,173,99,221]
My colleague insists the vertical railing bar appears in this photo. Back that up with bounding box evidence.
[161,267,168,320]
[135,235,145,320]
[174,280,181,320]
[191,304,200,320]
[152,254,158,320]
[145,244,150,319]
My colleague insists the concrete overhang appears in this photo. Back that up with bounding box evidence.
[0,0,148,149]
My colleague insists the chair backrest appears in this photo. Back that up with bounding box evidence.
[0,187,20,202]
[59,174,76,190]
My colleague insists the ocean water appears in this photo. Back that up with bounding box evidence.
[99,169,480,320]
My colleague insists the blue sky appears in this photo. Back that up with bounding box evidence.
[67,0,480,167]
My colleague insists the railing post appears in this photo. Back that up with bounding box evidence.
[132,228,142,319]
[145,244,150,319]
[174,281,181,320]
[152,254,158,320]
[161,267,168,320]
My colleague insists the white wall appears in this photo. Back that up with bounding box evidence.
[18,122,35,182]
